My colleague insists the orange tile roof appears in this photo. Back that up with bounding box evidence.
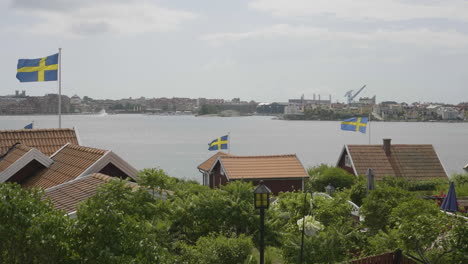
[0,144,32,172]
[44,173,137,214]
[346,144,447,181]
[22,144,107,189]
[218,154,308,180]
[197,151,231,172]
[0,128,79,156]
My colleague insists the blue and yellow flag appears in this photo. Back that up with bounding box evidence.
[24,122,33,129]
[208,135,228,151]
[16,53,59,82]
[341,117,368,133]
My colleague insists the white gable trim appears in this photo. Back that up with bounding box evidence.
[78,151,139,181]
[50,143,70,158]
[208,157,231,181]
[0,148,53,183]
[433,145,449,178]
[73,126,82,145]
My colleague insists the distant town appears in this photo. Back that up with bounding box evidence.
[1,89,467,121]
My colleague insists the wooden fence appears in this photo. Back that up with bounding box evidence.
[350,250,417,264]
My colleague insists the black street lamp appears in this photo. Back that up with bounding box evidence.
[254,181,272,264]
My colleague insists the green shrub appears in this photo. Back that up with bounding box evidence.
[452,173,468,185]
[360,186,414,233]
[306,164,356,193]
[181,233,254,264]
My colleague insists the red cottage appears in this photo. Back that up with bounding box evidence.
[198,153,309,194]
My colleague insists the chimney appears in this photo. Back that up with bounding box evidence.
[383,139,391,156]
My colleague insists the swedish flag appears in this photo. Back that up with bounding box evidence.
[208,135,228,151]
[16,53,58,82]
[24,123,33,129]
[341,117,368,133]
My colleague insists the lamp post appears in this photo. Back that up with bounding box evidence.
[254,181,272,264]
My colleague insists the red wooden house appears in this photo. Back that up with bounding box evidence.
[198,153,309,194]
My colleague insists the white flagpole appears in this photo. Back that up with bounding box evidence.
[58,48,62,128]
[368,113,371,145]
[228,131,231,154]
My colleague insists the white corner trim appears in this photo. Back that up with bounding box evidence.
[50,143,70,158]
[78,151,139,181]
[0,148,53,183]
[294,154,309,178]
[74,126,82,145]
[344,145,359,176]
[433,145,449,178]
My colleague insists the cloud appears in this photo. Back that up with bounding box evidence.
[201,24,468,49]
[249,0,468,22]
[10,0,197,37]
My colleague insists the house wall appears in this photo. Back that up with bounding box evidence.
[7,160,46,184]
[210,163,228,188]
[99,163,133,181]
[337,150,355,175]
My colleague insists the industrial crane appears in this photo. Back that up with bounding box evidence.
[344,85,366,105]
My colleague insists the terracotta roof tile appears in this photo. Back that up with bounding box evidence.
[43,173,136,214]
[347,144,447,181]
[0,144,32,172]
[0,128,79,156]
[219,154,308,180]
[197,151,231,171]
[22,144,107,189]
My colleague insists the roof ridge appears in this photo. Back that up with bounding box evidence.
[0,128,75,133]
[64,143,107,154]
[91,173,116,182]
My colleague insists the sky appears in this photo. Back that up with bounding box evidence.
[1,0,468,104]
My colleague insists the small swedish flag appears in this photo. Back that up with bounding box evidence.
[208,135,228,151]
[24,122,33,129]
[341,117,368,133]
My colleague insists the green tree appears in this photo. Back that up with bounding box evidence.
[360,186,413,233]
[0,183,74,264]
[306,164,356,193]
[72,180,172,263]
[180,233,254,264]
[138,168,177,196]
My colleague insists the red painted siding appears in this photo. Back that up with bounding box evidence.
[337,149,355,175]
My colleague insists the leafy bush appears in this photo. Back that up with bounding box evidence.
[306,164,356,193]
[452,173,468,185]
[348,176,367,206]
[180,233,254,264]
[360,186,414,233]
[0,183,74,264]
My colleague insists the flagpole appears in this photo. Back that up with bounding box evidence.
[368,112,371,145]
[228,131,231,154]
[58,48,62,128]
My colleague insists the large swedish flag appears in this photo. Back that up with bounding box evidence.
[16,53,59,82]
[208,135,228,151]
[341,117,368,133]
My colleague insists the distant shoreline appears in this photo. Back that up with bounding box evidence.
[1,113,466,123]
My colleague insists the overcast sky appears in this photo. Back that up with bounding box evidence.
[1,0,468,103]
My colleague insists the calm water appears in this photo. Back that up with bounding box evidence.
[1,114,467,181]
